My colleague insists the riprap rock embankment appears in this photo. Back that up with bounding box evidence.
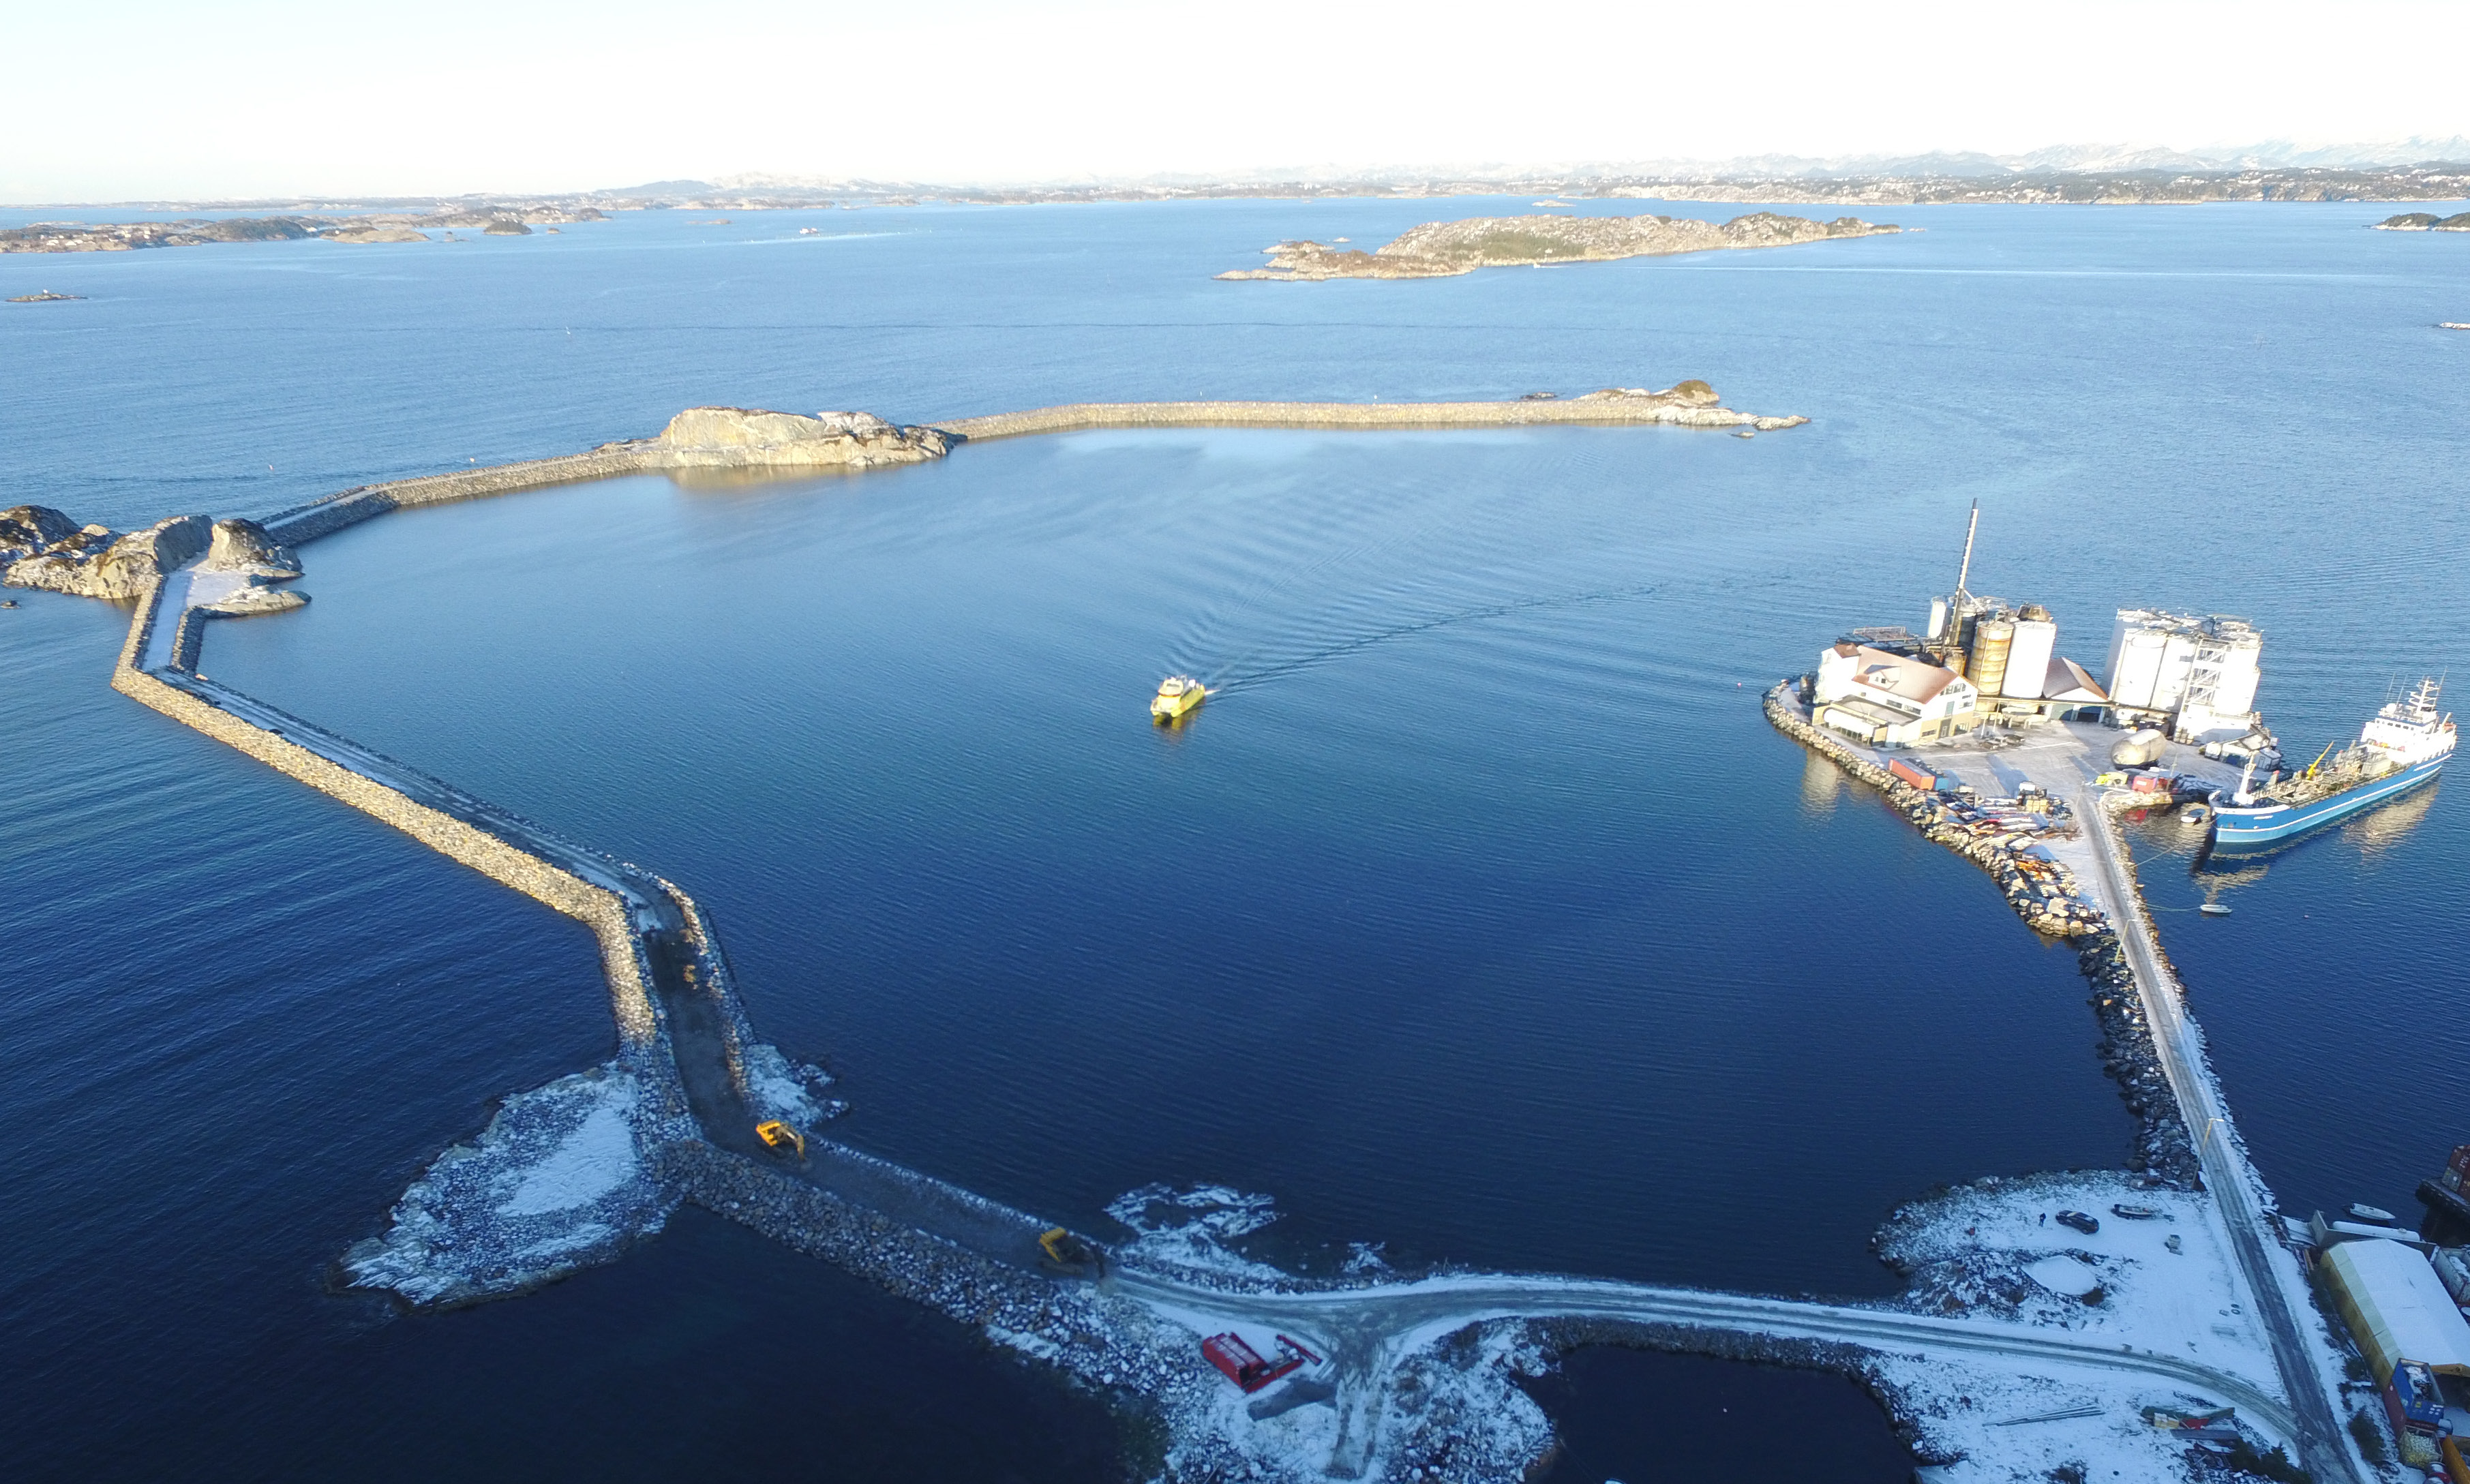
[936,380,1807,438]
[1220,211,1897,280]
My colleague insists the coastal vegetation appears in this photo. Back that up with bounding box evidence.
[2375,211,2470,230]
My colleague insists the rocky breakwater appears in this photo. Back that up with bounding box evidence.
[1763,684,2199,1184]
[652,406,950,470]
[933,379,1806,439]
[3,504,210,600]
[261,405,949,544]
[1220,210,1898,280]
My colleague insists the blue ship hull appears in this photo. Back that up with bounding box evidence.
[2211,755,2446,847]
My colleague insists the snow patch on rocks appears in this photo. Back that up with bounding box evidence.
[1106,1183,1288,1282]
[738,1042,843,1128]
[341,1063,687,1307]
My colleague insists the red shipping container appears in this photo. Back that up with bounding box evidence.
[2450,1145,2470,1177]
[1888,758,1937,791]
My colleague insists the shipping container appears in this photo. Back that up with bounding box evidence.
[2386,1359,2445,1438]
[2129,772,2174,794]
[1887,758,1938,791]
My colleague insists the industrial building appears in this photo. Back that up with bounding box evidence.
[1908,504,2110,726]
[2103,609,2265,742]
[1807,505,2116,744]
[2316,1235,2470,1459]
[1812,644,1979,746]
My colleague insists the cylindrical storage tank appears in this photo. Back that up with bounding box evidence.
[2005,618,2058,699]
[1927,597,1949,641]
[1968,620,2014,699]
[2111,629,2167,710]
[2111,728,2167,766]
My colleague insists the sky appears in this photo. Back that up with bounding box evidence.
[7,0,2470,201]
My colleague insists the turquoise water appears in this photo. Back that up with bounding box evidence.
[4,198,2467,1480]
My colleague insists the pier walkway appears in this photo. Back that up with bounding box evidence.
[2081,798,2358,1483]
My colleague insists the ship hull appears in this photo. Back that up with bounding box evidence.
[2210,755,2446,847]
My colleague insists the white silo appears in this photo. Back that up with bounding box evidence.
[2110,629,2167,711]
[2004,612,2058,699]
[2153,631,2199,712]
[2212,622,2263,716]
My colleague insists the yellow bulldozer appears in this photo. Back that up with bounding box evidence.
[755,1120,806,1159]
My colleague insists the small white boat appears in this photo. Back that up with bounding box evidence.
[2349,1203,2396,1225]
[2199,903,2232,917]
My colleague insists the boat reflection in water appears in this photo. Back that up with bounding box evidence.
[2338,780,2441,860]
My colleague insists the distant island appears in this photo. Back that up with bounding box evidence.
[1218,211,1897,281]
[2376,211,2470,230]
[0,206,600,254]
[6,289,82,302]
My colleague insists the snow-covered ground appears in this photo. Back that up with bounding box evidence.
[1873,1172,2306,1481]
[341,1063,692,1307]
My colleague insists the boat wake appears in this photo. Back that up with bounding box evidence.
[1187,581,1657,697]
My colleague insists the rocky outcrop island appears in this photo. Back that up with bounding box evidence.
[2375,211,2470,231]
[1220,211,1898,280]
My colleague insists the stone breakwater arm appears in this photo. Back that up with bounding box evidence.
[931,384,1805,442]
[127,389,1795,557]
[259,407,952,546]
[109,574,674,1055]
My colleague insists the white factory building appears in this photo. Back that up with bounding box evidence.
[1813,644,1980,746]
[2103,610,2264,741]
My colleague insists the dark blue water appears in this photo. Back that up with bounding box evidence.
[5,198,2467,1481]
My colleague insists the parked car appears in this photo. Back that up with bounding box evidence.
[2055,1210,2101,1235]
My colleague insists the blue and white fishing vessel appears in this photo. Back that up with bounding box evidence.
[2211,678,2454,847]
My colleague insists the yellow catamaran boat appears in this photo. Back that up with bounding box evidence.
[1150,675,1209,722]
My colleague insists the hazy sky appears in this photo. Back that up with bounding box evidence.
[9,0,2469,200]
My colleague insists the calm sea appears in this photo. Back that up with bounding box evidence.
[3,197,2465,1481]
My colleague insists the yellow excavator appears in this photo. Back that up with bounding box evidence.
[1040,1227,1106,1275]
[755,1120,806,1158]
